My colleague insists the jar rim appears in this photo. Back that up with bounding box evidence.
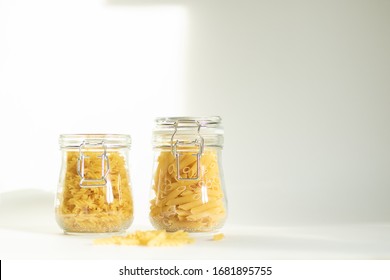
[155,116,221,126]
[59,134,131,149]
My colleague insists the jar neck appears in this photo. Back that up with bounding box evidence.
[153,117,224,149]
[152,133,224,149]
[59,134,131,149]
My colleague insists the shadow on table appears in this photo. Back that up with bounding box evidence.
[0,189,58,234]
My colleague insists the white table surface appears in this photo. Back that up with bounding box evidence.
[1,190,389,260]
[1,223,390,260]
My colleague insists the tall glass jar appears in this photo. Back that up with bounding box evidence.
[149,117,227,232]
[55,134,134,234]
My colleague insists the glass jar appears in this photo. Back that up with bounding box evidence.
[55,134,134,234]
[149,117,227,232]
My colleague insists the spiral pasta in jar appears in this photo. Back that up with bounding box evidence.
[55,134,134,234]
[150,117,227,232]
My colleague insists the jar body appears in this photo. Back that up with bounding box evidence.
[55,136,134,234]
[149,146,227,232]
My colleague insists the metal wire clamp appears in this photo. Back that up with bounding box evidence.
[171,120,204,181]
[77,141,110,188]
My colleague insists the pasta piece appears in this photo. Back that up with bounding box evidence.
[190,200,223,214]
[177,215,187,221]
[164,185,186,201]
[181,190,194,196]
[177,199,204,211]
[186,207,223,221]
[166,194,201,206]
[176,209,191,216]
[213,233,224,241]
[178,154,197,169]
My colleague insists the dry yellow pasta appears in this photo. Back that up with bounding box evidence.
[56,151,133,233]
[94,230,194,246]
[213,233,224,241]
[150,148,226,232]
[190,200,223,214]
[166,193,201,206]
[178,199,204,211]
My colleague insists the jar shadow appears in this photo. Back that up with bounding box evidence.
[0,189,58,234]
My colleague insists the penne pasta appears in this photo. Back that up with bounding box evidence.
[176,209,191,216]
[180,190,194,196]
[149,148,226,232]
[177,199,204,211]
[164,185,186,201]
[177,154,197,169]
[166,194,201,206]
[190,199,223,214]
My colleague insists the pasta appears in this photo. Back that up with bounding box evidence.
[94,230,194,246]
[56,150,133,233]
[213,233,224,241]
[150,147,226,232]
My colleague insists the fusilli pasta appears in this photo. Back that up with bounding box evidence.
[56,151,133,233]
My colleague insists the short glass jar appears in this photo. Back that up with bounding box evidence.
[55,134,134,234]
[149,117,227,232]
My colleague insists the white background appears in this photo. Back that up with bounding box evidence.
[0,0,390,256]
